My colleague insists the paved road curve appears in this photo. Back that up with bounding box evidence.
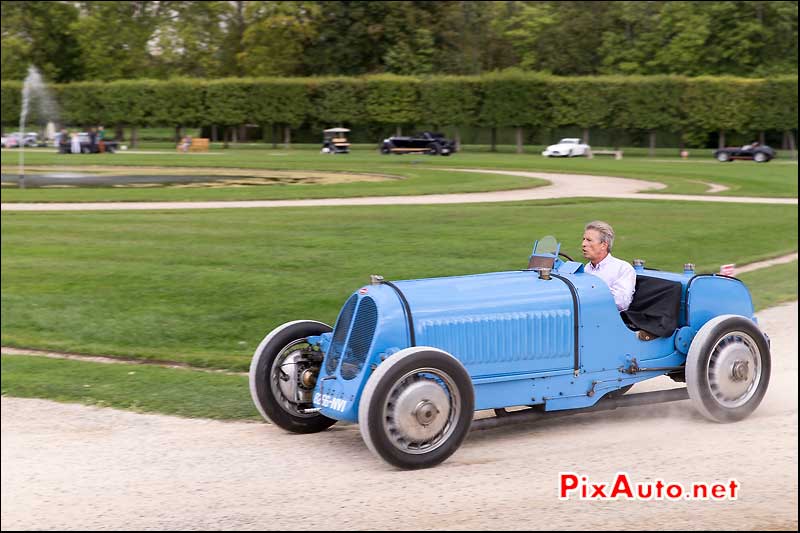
[2,170,796,211]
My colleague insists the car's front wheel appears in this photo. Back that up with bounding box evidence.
[686,315,770,423]
[753,152,768,163]
[716,151,731,162]
[249,320,337,434]
[359,347,474,469]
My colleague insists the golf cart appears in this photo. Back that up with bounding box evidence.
[322,128,351,154]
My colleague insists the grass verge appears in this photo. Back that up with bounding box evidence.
[739,261,798,311]
[1,354,259,420]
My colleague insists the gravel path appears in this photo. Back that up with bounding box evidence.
[3,301,796,530]
[2,169,796,211]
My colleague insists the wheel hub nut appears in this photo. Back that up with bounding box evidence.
[301,369,317,388]
[731,360,749,382]
[414,401,439,426]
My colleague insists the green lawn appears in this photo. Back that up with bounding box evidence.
[2,199,796,371]
[2,146,796,202]
[738,261,798,311]
[1,354,259,420]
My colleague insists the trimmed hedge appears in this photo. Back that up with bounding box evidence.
[2,75,797,146]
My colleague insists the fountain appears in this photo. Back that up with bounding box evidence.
[18,65,60,189]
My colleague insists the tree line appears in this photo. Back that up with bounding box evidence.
[2,74,797,150]
[1,1,797,83]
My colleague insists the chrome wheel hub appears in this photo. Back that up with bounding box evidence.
[383,369,460,454]
[707,331,761,408]
[271,341,319,418]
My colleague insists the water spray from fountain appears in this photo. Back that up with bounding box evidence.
[18,65,60,189]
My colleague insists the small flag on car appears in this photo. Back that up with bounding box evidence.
[720,264,736,276]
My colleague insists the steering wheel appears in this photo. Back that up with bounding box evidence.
[559,252,574,262]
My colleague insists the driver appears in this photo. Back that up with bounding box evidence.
[582,221,636,312]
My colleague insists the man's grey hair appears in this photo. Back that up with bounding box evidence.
[585,221,615,252]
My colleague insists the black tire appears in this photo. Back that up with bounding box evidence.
[358,347,474,469]
[753,152,768,163]
[249,320,337,434]
[716,151,731,162]
[686,315,770,423]
[428,143,440,155]
[380,145,391,155]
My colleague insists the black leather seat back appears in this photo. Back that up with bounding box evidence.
[620,276,682,337]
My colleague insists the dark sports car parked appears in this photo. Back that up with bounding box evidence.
[380,131,456,156]
[714,143,775,163]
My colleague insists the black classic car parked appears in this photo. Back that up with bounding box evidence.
[380,131,456,156]
[714,142,775,163]
[57,132,119,154]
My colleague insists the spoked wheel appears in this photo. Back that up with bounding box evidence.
[716,152,731,162]
[753,152,768,163]
[249,320,337,433]
[359,347,474,469]
[686,315,770,423]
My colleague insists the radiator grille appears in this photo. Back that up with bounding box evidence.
[341,297,378,380]
[325,294,358,375]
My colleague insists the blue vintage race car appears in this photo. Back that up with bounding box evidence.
[249,237,770,469]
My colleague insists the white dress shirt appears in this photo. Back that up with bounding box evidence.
[585,253,636,311]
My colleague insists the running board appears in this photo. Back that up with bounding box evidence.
[471,387,689,432]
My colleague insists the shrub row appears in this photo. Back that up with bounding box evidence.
[2,74,797,144]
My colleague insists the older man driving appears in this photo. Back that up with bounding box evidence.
[582,221,636,312]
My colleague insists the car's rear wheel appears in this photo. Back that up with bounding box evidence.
[753,152,768,163]
[686,315,770,423]
[428,143,440,155]
[249,320,337,434]
[380,145,391,154]
[716,151,731,162]
[359,347,474,469]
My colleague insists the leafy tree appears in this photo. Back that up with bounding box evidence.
[384,28,435,75]
[218,0,247,77]
[490,1,558,71]
[238,1,320,76]
[71,1,165,81]
[302,1,393,75]
[1,1,83,83]
[151,1,231,79]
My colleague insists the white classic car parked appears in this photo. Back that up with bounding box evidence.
[542,138,590,157]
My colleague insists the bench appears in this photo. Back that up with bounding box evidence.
[587,149,623,160]
[188,138,209,152]
[177,137,210,153]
